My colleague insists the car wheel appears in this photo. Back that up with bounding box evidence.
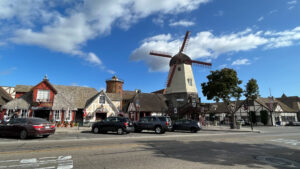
[117,128,123,135]
[20,130,28,139]
[191,128,198,133]
[43,135,50,138]
[155,126,162,134]
[93,127,100,134]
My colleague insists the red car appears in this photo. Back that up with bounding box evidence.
[0,117,55,139]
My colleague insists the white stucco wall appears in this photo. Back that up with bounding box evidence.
[166,64,198,94]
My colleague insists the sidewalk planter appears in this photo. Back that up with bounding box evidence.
[236,122,242,129]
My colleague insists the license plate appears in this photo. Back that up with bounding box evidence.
[45,126,50,129]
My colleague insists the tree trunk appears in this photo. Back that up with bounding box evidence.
[231,112,237,129]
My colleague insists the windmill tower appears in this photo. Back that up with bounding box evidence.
[150,31,212,112]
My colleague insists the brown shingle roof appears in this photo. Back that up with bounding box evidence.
[122,90,137,100]
[277,95,300,111]
[106,93,122,101]
[131,93,168,112]
[15,85,33,93]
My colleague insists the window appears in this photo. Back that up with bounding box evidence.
[20,109,28,118]
[6,109,14,117]
[187,78,193,86]
[53,110,61,121]
[65,110,72,121]
[36,90,50,102]
[99,95,105,104]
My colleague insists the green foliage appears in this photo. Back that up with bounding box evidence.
[244,78,259,100]
[201,68,242,103]
[260,110,268,125]
[250,111,257,124]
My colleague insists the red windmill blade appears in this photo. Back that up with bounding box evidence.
[166,65,177,87]
[191,60,212,67]
[179,31,190,53]
[149,51,172,58]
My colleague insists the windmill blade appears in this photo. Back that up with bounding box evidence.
[149,51,172,58]
[167,65,177,87]
[179,31,191,53]
[191,60,212,67]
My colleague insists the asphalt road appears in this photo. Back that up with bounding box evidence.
[0,127,299,169]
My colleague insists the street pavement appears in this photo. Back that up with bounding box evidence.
[0,126,299,169]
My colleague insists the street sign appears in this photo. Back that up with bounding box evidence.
[174,108,177,114]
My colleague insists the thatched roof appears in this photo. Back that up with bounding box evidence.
[3,84,98,110]
[2,92,32,109]
[106,93,122,101]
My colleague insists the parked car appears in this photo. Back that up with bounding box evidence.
[171,119,201,133]
[134,116,172,134]
[0,117,55,139]
[286,121,300,126]
[92,117,134,135]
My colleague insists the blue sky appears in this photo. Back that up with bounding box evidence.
[0,0,299,101]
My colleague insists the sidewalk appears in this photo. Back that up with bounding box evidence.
[202,125,261,133]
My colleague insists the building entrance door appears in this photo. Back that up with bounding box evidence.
[34,110,50,121]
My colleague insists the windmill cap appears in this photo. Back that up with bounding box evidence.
[170,53,192,66]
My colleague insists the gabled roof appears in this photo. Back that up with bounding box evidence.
[129,93,168,112]
[0,87,13,106]
[256,97,296,113]
[106,93,122,101]
[84,90,119,113]
[31,79,57,94]
[277,95,300,111]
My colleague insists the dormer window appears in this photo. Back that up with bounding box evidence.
[99,95,105,104]
[37,89,50,102]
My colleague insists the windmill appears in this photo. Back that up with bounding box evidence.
[149,31,212,110]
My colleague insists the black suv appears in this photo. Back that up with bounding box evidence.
[134,116,172,134]
[92,117,133,135]
[172,119,201,133]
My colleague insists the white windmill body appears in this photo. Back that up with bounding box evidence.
[150,31,212,113]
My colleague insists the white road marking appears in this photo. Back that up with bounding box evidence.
[270,138,300,146]
[0,156,73,169]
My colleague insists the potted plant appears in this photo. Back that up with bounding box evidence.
[70,122,74,127]
[56,122,61,127]
[64,121,69,127]
[236,121,241,129]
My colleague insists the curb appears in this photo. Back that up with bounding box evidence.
[202,129,261,133]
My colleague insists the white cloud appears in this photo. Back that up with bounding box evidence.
[287,0,297,10]
[131,26,300,72]
[232,59,250,66]
[287,0,297,5]
[169,20,195,27]
[218,64,227,69]
[107,69,116,75]
[258,16,264,22]
[1,0,211,72]
[269,9,278,14]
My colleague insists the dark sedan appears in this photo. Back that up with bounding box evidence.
[172,119,201,133]
[92,117,134,135]
[0,118,55,139]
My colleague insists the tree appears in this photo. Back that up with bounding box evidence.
[244,78,260,130]
[201,68,242,129]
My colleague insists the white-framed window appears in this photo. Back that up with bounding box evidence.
[20,109,28,118]
[99,95,105,104]
[187,78,193,86]
[53,110,61,121]
[36,90,50,102]
[65,110,72,121]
